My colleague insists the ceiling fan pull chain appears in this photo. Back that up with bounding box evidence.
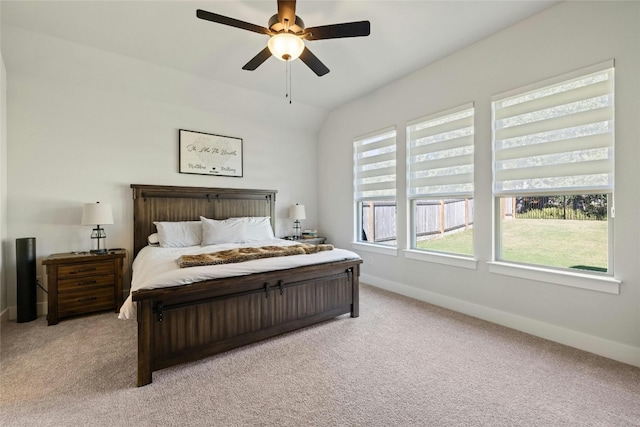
[285,60,289,101]
[285,59,293,104]
[289,60,293,104]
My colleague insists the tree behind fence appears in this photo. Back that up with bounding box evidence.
[502,195,607,220]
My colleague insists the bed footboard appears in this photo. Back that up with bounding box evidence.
[134,260,361,386]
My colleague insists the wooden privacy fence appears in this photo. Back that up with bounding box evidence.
[415,199,474,240]
[361,201,397,243]
[361,196,605,244]
[361,199,474,243]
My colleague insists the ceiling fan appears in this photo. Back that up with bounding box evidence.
[196,0,371,77]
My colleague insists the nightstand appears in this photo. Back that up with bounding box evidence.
[43,250,126,325]
[297,237,327,245]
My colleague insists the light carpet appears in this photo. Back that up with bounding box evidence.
[1,284,639,426]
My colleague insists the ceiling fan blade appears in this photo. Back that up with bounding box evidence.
[277,0,297,26]
[196,9,271,35]
[242,47,273,71]
[303,21,371,40]
[299,47,330,77]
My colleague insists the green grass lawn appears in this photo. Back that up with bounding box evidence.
[417,228,474,255]
[417,218,607,271]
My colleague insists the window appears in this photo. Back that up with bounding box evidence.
[492,61,614,274]
[407,104,474,256]
[354,127,397,247]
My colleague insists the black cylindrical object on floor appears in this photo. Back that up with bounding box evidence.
[16,237,37,323]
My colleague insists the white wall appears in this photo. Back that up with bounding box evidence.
[318,1,640,366]
[3,27,327,317]
[0,51,7,318]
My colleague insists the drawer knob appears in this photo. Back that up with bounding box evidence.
[77,297,97,303]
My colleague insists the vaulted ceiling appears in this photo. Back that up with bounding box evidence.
[1,0,559,111]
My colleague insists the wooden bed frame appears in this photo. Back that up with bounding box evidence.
[130,184,362,386]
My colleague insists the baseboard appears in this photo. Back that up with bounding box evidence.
[0,307,9,324]
[361,274,640,368]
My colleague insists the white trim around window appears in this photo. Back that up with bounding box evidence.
[354,126,398,249]
[488,261,620,294]
[406,102,475,258]
[492,60,615,278]
[352,241,398,256]
[404,249,477,269]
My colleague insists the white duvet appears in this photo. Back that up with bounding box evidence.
[118,239,361,320]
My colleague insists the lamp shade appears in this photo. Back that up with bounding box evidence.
[289,204,306,220]
[81,202,114,225]
[268,33,305,61]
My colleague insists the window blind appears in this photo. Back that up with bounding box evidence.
[354,128,397,201]
[407,103,474,198]
[493,61,614,196]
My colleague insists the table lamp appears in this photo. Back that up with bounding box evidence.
[81,202,113,254]
[289,204,306,239]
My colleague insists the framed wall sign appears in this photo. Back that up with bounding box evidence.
[179,129,243,177]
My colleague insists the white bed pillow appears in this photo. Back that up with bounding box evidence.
[201,217,246,245]
[242,217,275,241]
[147,233,160,246]
[153,221,202,248]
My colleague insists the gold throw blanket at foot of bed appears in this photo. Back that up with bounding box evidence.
[177,243,334,268]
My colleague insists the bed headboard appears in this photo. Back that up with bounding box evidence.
[131,184,277,257]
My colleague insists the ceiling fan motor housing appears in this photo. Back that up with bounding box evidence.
[268,14,305,33]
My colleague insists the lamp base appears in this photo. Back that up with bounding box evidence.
[292,220,301,239]
[90,226,107,254]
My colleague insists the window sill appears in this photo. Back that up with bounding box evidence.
[487,261,620,294]
[351,242,398,256]
[404,250,478,270]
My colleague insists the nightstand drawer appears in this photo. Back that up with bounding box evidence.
[300,237,326,245]
[58,273,115,293]
[58,286,114,317]
[58,261,114,279]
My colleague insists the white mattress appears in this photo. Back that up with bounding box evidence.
[118,239,361,320]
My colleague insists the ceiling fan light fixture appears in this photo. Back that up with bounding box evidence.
[268,33,304,61]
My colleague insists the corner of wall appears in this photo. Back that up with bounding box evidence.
[0,51,8,316]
